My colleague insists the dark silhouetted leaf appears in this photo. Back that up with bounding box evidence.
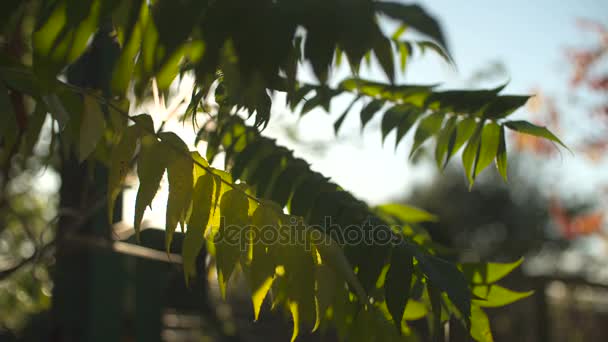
[375,2,449,54]
[385,242,413,328]
[360,99,384,131]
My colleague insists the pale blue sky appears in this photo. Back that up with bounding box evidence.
[412,0,608,93]
[266,0,608,205]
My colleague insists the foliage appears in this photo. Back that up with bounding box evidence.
[0,0,565,340]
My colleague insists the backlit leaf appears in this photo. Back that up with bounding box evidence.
[161,132,193,251]
[215,188,249,298]
[470,305,493,342]
[434,115,457,169]
[460,258,523,285]
[134,136,167,238]
[314,264,337,324]
[313,229,366,302]
[446,116,477,164]
[182,170,215,283]
[472,285,533,308]
[247,204,280,320]
[411,112,444,157]
[403,299,428,320]
[462,121,483,188]
[474,122,500,178]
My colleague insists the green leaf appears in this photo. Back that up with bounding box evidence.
[160,132,193,251]
[376,203,438,223]
[474,122,500,178]
[182,169,215,283]
[108,125,139,222]
[288,302,301,342]
[462,121,483,188]
[332,281,357,339]
[384,242,414,329]
[78,95,106,162]
[460,258,523,285]
[395,107,422,149]
[504,120,568,150]
[275,225,316,341]
[381,104,406,144]
[434,115,457,169]
[134,136,167,238]
[360,99,384,131]
[496,125,508,181]
[449,117,477,158]
[403,299,428,320]
[340,78,434,104]
[33,0,101,79]
[375,2,449,54]
[247,204,280,320]
[397,41,410,73]
[215,188,249,298]
[470,305,493,342]
[208,169,233,236]
[314,264,337,324]
[472,285,533,308]
[410,112,444,158]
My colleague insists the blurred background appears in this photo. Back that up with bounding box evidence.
[1,0,607,341]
